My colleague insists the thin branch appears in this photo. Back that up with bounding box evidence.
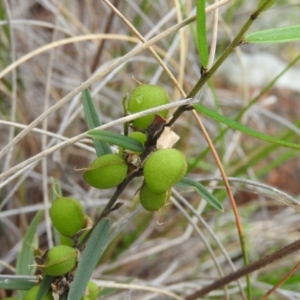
[185,239,300,299]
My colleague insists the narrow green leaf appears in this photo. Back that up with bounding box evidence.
[0,1,10,40]
[88,130,144,152]
[194,104,300,150]
[176,177,223,211]
[257,0,276,11]
[50,177,63,246]
[51,177,62,200]
[196,0,209,68]
[0,276,36,290]
[16,211,42,298]
[67,218,110,300]
[35,275,54,300]
[245,25,300,44]
[16,211,42,275]
[82,88,112,156]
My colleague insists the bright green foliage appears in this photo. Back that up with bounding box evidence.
[140,184,171,211]
[194,103,300,151]
[143,149,187,193]
[24,285,52,300]
[50,197,86,237]
[246,25,300,44]
[196,0,209,67]
[88,130,144,152]
[127,84,170,129]
[82,88,112,156]
[41,245,78,276]
[83,154,128,189]
[67,219,110,300]
[177,177,223,211]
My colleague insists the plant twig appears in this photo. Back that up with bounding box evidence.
[261,261,300,300]
[79,170,142,251]
[185,239,300,299]
[90,0,120,72]
[168,0,274,123]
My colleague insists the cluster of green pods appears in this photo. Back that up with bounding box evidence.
[141,148,187,211]
[9,84,187,300]
[128,85,187,211]
[21,197,99,299]
[82,84,187,212]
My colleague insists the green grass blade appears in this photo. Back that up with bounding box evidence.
[193,103,300,150]
[88,130,144,152]
[82,88,112,156]
[196,0,209,68]
[50,177,62,246]
[246,25,300,44]
[51,177,62,200]
[176,177,223,211]
[16,211,42,275]
[0,1,10,41]
[188,53,300,172]
[0,276,36,290]
[67,218,110,300]
[16,211,42,298]
[35,275,54,300]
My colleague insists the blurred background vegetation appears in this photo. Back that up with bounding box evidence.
[1,0,300,299]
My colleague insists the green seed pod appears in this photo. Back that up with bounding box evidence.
[59,235,73,247]
[24,285,52,300]
[140,184,171,211]
[86,281,100,300]
[83,154,128,189]
[60,228,90,247]
[41,245,78,276]
[50,197,86,237]
[129,131,147,151]
[127,84,170,129]
[143,149,187,193]
[119,131,147,157]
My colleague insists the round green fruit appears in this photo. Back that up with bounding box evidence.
[24,285,52,300]
[50,197,86,237]
[60,229,89,247]
[128,131,147,154]
[41,245,78,276]
[140,184,171,211]
[127,84,170,129]
[129,131,147,146]
[86,281,100,300]
[143,149,187,193]
[83,154,128,189]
